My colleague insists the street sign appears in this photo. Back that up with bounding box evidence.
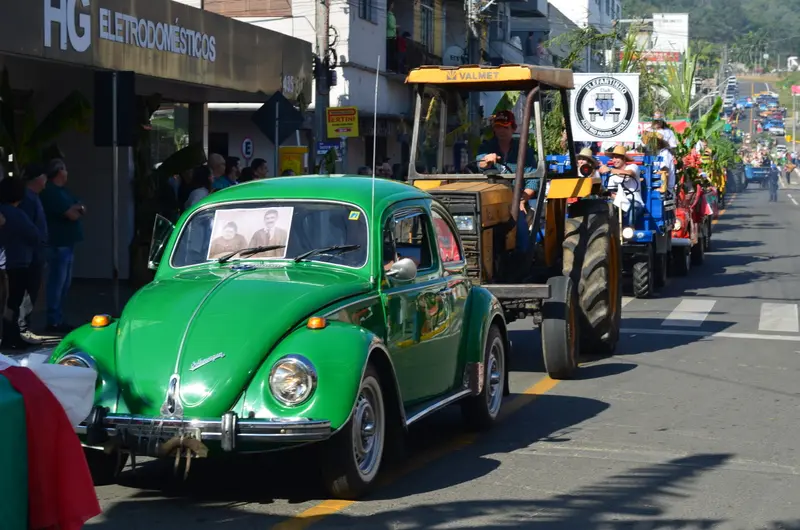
[252,91,304,146]
[317,140,343,161]
[326,107,359,138]
[241,137,254,160]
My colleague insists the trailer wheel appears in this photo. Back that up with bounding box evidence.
[672,246,691,276]
[541,275,579,380]
[632,248,654,299]
[562,202,622,356]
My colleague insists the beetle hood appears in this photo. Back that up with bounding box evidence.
[114,266,370,417]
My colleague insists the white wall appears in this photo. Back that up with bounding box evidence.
[172,0,204,8]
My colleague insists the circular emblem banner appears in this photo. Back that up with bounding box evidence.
[570,74,640,143]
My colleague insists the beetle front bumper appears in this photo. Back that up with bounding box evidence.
[77,407,332,454]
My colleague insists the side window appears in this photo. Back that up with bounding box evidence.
[432,210,462,263]
[383,210,435,272]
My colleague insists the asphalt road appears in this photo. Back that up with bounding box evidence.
[88,98,800,529]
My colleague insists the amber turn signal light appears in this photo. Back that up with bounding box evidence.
[91,314,111,328]
[307,316,327,329]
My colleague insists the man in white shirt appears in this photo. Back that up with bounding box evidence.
[649,132,676,192]
[651,114,678,151]
[599,145,644,227]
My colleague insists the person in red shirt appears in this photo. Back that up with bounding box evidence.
[397,31,410,73]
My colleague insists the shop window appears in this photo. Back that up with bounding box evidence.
[359,0,377,24]
[420,0,434,52]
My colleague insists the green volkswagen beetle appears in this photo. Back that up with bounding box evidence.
[49,176,509,498]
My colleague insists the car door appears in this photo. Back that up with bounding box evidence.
[382,204,451,405]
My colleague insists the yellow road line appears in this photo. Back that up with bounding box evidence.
[712,193,735,226]
[269,376,561,530]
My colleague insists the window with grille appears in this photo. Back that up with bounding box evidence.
[420,0,434,52]
[359,0,377,23]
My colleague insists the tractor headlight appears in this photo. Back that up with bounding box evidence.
[674,219,682,231]
[269,355,317,406]
[622,227,635,239]
[453,215,475,233]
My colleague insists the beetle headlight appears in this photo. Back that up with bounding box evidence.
[622,227,634,239]
[453,215,475,232]
[269,355,317,406]
[674,219,682,231]
[58,352,97,371]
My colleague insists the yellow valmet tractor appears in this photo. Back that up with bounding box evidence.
[405,64,622,378]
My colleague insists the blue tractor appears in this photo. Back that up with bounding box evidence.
[547,154,676,298]
[744,164,770,189]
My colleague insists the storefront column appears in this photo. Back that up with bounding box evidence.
[188,102,209,156]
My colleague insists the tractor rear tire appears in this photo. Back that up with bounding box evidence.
[541,275,579,380]
[563,202,622,356]
[632,249,654,299]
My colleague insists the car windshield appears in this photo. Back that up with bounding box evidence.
[171,201,369,268]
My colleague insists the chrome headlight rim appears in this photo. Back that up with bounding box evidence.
[57,351,97,371]
[268,354,318,407]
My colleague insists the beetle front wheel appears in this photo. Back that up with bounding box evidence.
[321,364,386,500]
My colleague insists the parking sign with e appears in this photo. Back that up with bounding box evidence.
[241,137,254,160]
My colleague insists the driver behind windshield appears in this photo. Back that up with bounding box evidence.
[476,110,538,213]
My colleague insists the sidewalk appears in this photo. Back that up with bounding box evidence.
[1,279,137,356]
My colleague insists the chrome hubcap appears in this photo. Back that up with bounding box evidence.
[352,380,382,477]
[486,340,504,416]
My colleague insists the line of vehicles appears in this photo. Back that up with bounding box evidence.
[30,63,719,500]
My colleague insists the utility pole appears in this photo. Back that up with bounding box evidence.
[793,92,797,156]
[314,0,331,171]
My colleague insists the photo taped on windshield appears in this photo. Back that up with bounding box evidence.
[207,207,294,260]
[170,200,369,269]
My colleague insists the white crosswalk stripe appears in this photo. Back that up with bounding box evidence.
[620,297,800,338]
[758,303,799,333]
[662,299,717,328]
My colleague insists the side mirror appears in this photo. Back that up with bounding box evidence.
[385,257,417,282]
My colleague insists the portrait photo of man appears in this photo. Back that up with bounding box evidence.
[207,221,248,260]
[248,208,290,258]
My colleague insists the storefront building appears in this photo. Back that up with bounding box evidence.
[0,0,312,280]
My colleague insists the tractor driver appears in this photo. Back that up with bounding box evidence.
[476,110,539,214]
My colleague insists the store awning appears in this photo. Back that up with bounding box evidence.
[0,0,311,103]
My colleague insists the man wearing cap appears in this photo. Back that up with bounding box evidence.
[645,132,676,193]
[17,163,48,344]
[476,110,539,252]
[599,145,644,226]
[476,110,539,211]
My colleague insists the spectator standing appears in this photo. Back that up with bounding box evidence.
[397,31,410,73]
[208,153,226,186]
[185,165,213,209]
[0,177,41,349]
[39,159,85,334]
[213,157,240,190]
[251,158,269,179]
[239,167,255,183]
[17,163,49,345]
[386,2,397,71]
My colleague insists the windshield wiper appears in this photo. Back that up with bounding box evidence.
[293,244,361,263]
[217,245,287,264]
